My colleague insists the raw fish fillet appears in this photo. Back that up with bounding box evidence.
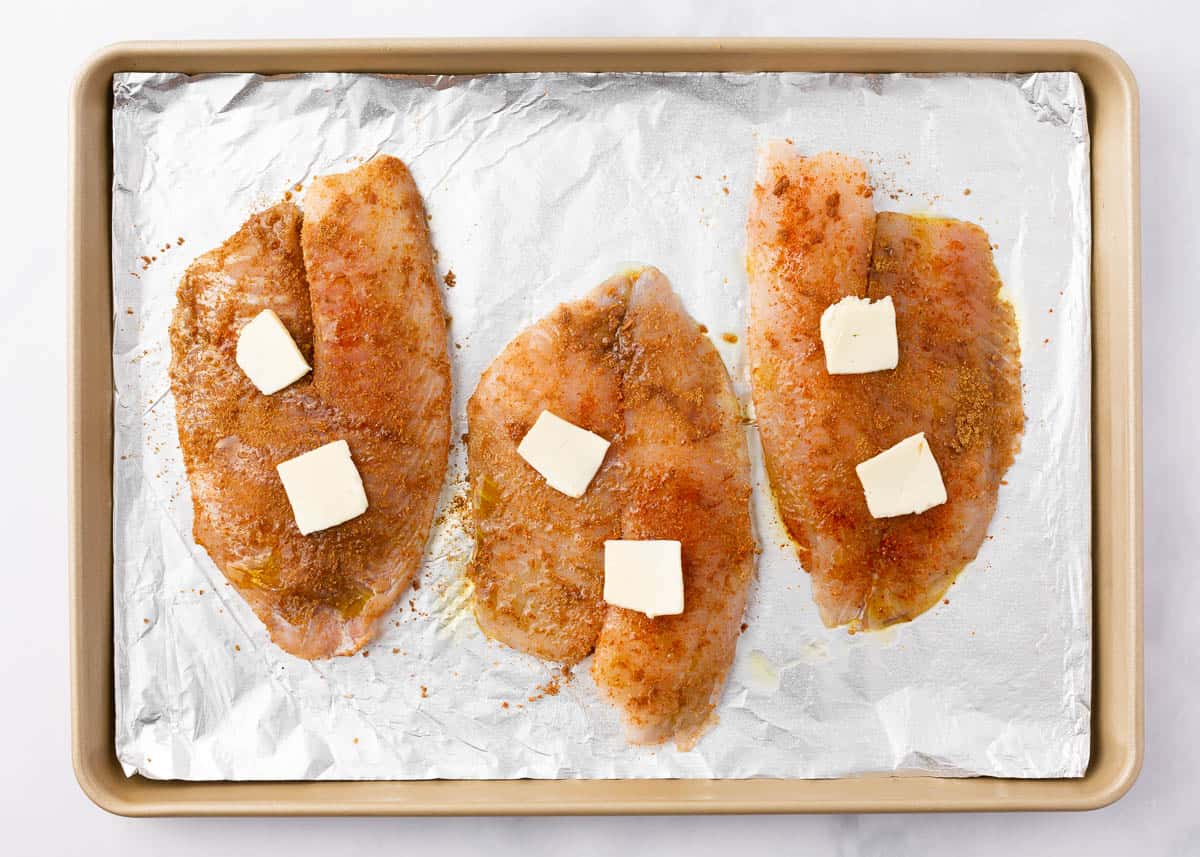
[746,147,1023,629]
[467,267,755,748]
[169,156,451,658]
[591,268,756,750]
[466,275,629,664]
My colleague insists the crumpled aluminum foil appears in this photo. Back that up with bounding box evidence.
[111,70,1091,780]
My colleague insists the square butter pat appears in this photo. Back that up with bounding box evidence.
[855,432,947,519]
[819,295,898,374]
[516,410,610,498]
[603,540,683,618]
[276,440,368,535]
[235,308,311,394]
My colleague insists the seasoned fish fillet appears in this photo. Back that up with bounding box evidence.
[466,275,630,664]
[591,268,756,750]
[467,267,754,747]
[747,146,1023,629]
[169,156,451,658]
[857,213,1024,625]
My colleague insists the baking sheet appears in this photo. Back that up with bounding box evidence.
[110,70,1091,781]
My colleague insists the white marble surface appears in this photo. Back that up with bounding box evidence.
[7,0,1180,853]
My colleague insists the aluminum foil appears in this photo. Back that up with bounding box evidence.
[111,70,1091,780]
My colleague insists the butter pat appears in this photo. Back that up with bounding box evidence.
[235,309,311,394]
[603,540,683,618]
[516,410,610,498]
[276,440,368,535]
[819,295,898,374]
[855,432,947,519]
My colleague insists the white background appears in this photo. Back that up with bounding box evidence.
[4,0,1181,853]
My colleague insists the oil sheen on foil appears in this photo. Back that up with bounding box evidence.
[110,71,1092,780]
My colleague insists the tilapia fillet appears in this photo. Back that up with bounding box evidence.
[746,147,1023,630]
[467,268,755,748]
[591,270,756,750]
[466,275,628,664]
[169,156,451,658]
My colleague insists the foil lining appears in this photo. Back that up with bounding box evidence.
[111,70,1091,780]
